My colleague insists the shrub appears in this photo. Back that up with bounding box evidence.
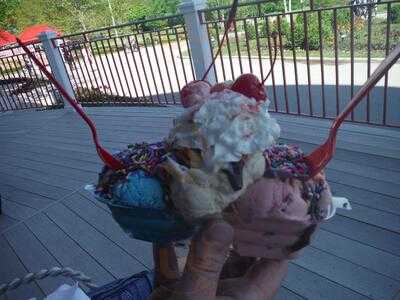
[283,13,333,50]
[336,19,400,53]
[389,5,400,24]
[336,8,351,32]
[245,22,268,40]
[77,87,109,103]
[260,2,285,14]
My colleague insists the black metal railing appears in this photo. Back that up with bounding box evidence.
[1,1,399,128]
[200,0,400,127]
[52,14,194,106]
[0,43,63,111]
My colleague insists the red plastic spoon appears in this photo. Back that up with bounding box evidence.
[16,38,124,171]
[304,44,400,178]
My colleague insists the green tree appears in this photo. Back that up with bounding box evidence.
[58,0,101,31]
[389,4,400,23]
[0,0,20,32]
[260,2,285,14]
[127,0,182,30]
[13,0,108,34]
[109,0,134,26]
[128,0,153,21]
[314,0,347,8]
[152,0,180,15]
[207,0,232,7]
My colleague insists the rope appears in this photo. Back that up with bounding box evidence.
[0,267,99,296]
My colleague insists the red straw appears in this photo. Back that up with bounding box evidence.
[16,38,124,171]
[261,33,278,86]
[201,0,239,81]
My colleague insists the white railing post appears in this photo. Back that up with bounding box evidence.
[179,0,216,84]
[39,32,76,110]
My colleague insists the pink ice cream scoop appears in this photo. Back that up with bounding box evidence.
[234,178,311,223]
[180,80,211,108]
[226,175,331,258]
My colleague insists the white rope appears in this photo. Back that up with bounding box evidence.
[0,267,98,296]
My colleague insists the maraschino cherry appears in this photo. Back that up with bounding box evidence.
[230,73,266,102]
[180,80,211,108]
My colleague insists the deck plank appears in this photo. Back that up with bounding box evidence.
[0,155,97,182]
[284,263,367,300]
[0,171,74,200]
[4,224,69,295]
[337,203,400,233]
[0,215,18,233]
[0,184,15,195]
[44,201,144,278]
[281,138,400,172]
[321,215,400,256]
[280,121,400,150]
[1,142,101,164]
[325,169,400,198]
[329,182,400,216]
[0,166,85,192]
[63,192,154,269]
[313,229,400,281]
[0,236,44,300]
[25,213,115,287]
[283,129,400,159]
[4,189,53,211]
[1,107,399,299]
[1,199,37,221]
[274,113,400,139]
[295,246,400,299]
[0,151,100,173]
[326,159,400,185]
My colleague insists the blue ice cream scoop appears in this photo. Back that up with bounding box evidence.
[90,142,195,245]
[112,170,166,210]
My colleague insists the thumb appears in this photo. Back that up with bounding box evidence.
[171,219,234,300]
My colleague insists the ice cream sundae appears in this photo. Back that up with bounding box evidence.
[90,75,351,248]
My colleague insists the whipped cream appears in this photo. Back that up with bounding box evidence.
[169,89,280,170]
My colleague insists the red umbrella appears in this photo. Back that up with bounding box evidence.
[0,30,16,47]
[18,24,61,44]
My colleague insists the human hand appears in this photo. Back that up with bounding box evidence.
[151,219,290,300]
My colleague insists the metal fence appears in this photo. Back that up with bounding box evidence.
[200,0,400,127]
[0,0,399,127]
[0,43,63,111]
[52,14,195,106]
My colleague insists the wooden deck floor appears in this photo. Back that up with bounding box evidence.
[0,107,399,300]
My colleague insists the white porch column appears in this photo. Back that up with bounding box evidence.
[39,32,76,110]
[179,0,216,83]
